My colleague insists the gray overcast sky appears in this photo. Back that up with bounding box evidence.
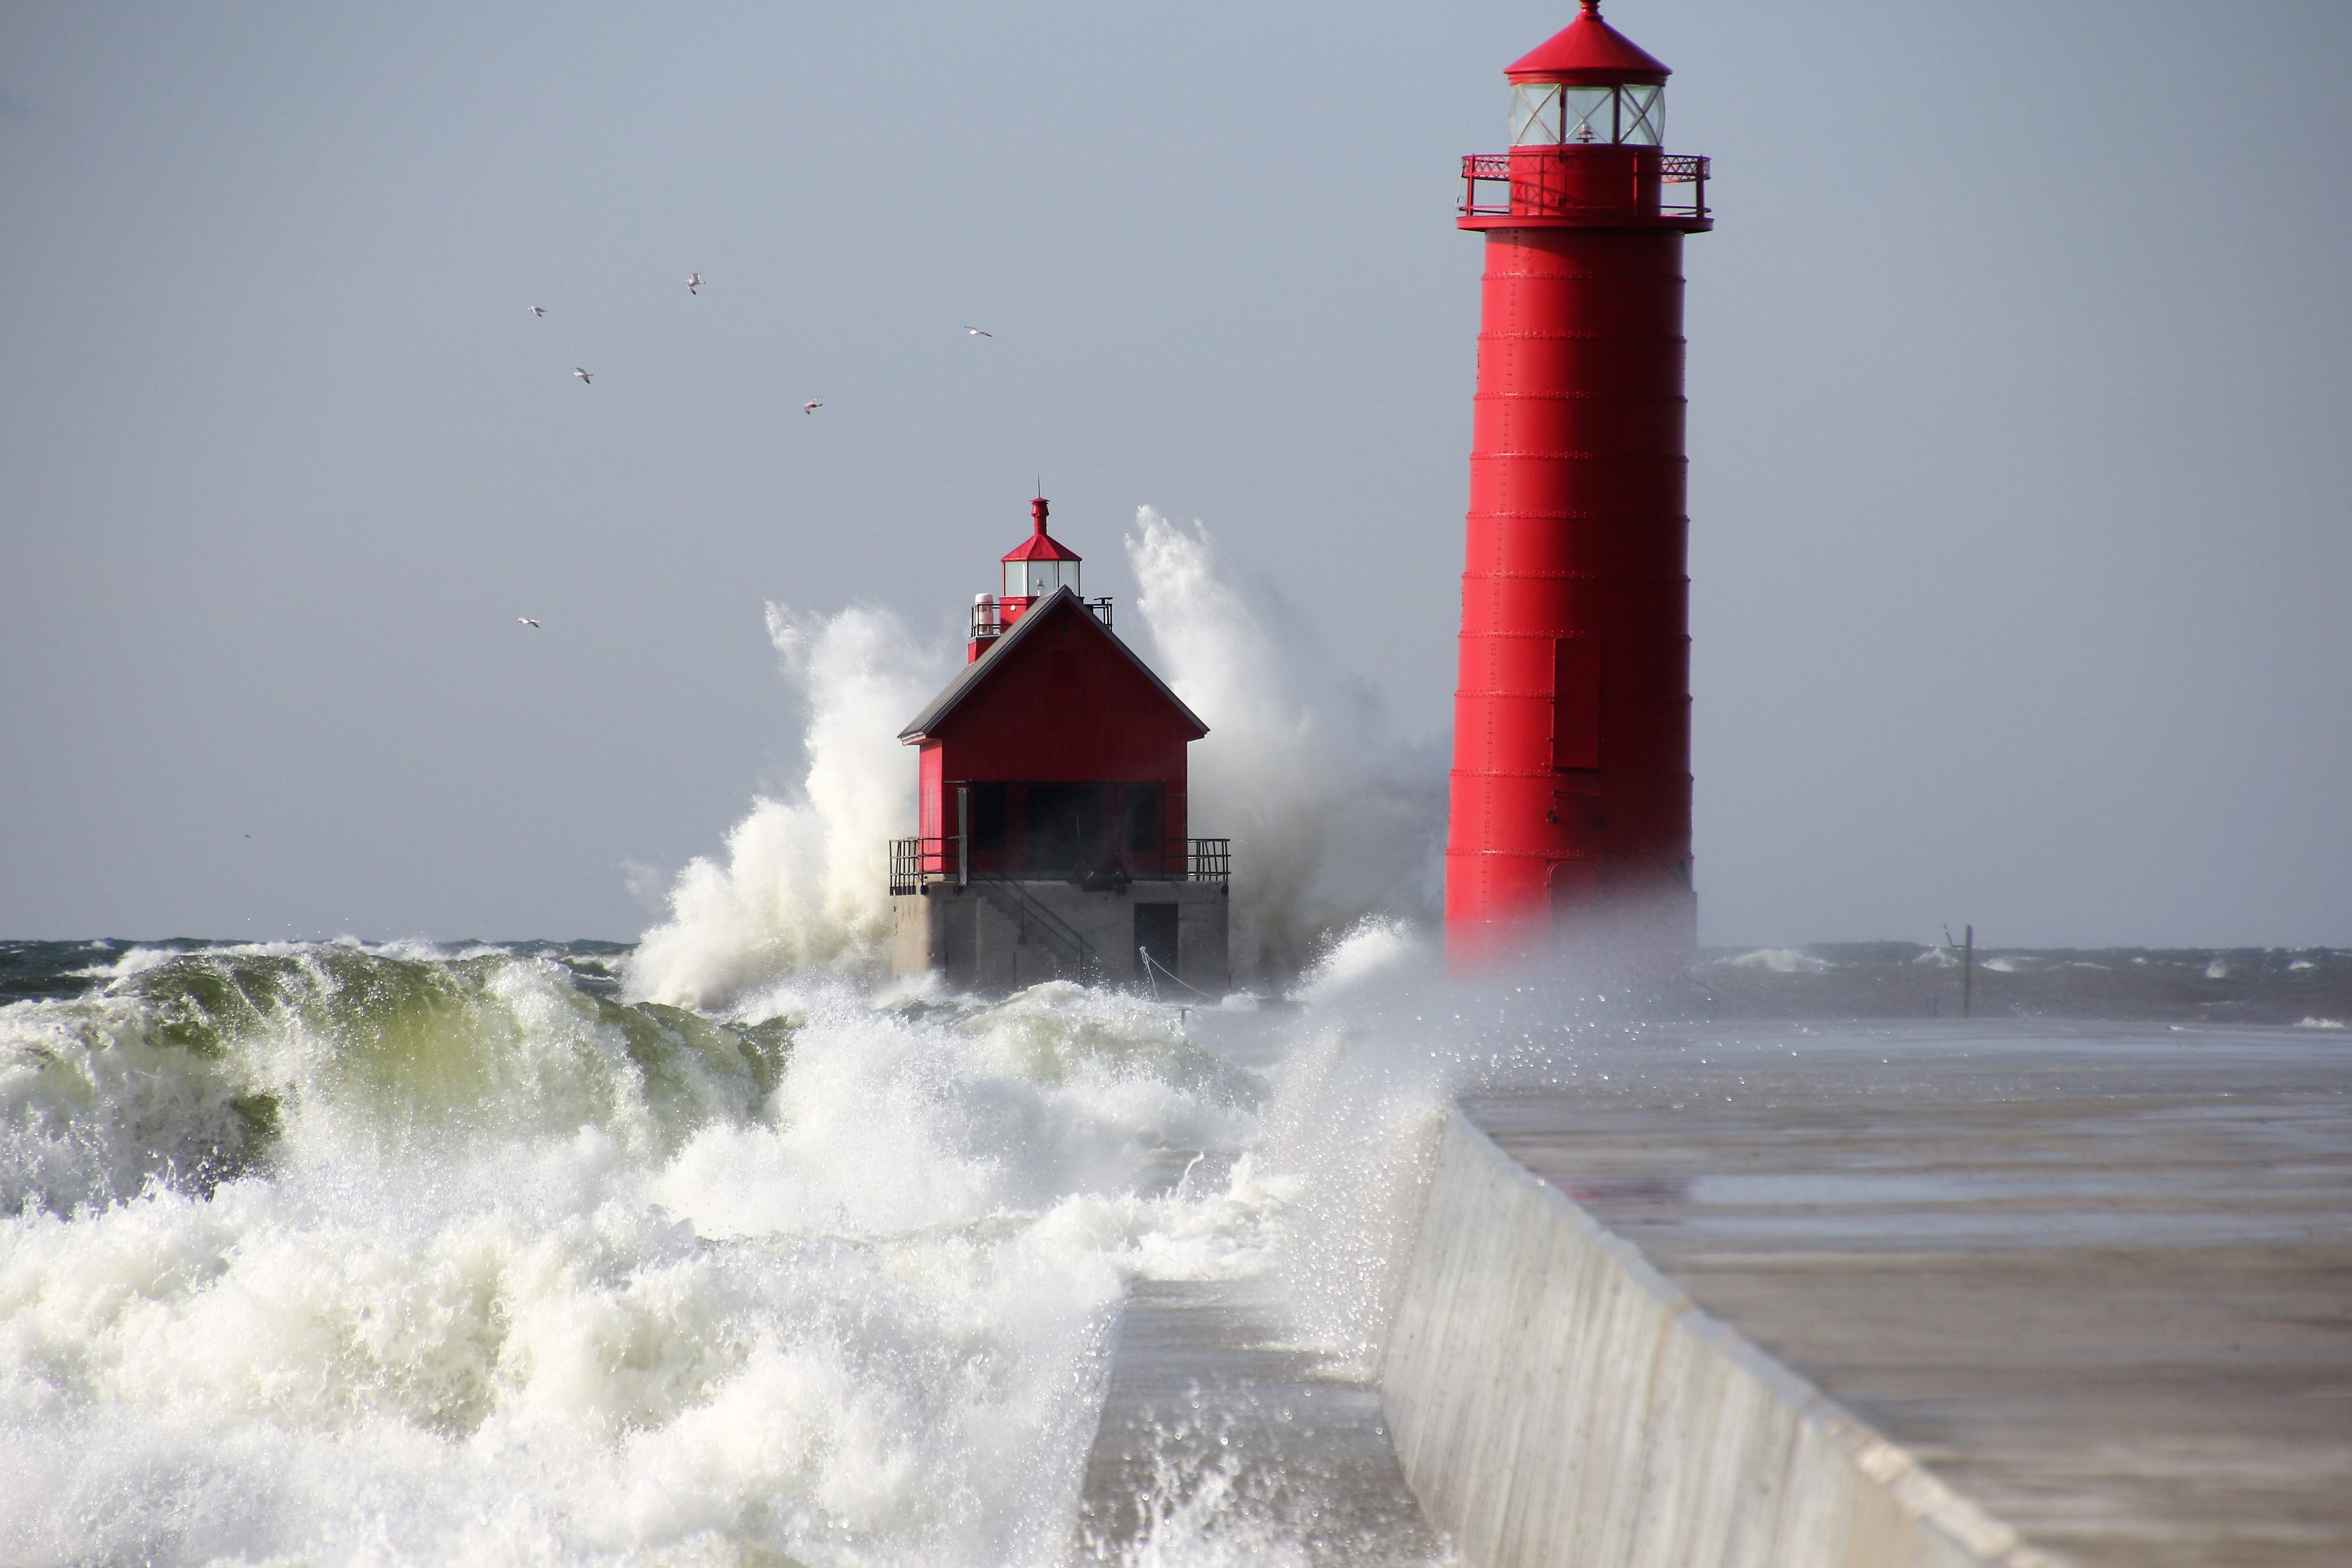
[3,1,2347,949]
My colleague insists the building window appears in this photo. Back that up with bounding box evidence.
[1510,83,1563,145]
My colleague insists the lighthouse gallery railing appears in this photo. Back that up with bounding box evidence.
[1459,151,1709,221]
[889,837,1231,896]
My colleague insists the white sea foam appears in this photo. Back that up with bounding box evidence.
[0,954,1307,1567]
[1251,922,1485,1376]
[627,607,950,1010]
[1717,947,1832,974]
[1125,511,1445,982]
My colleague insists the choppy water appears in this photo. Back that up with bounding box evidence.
[0,938,1356,1567]
[1696,941,2352,1024]
[5,932,2343,1566]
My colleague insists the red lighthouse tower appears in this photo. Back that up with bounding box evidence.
[1445,0,1711,975]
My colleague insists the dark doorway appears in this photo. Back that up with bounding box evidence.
[967,783,1007,856]
[1134,903,1180,981]
[1122,782,1161,860]
[1025,782,1103,880]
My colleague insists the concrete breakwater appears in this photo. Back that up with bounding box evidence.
[1073,1022,2348,1563]
[1377,1024,2352,1568]
[1381,1110,2043,1568]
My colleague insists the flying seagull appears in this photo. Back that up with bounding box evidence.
[518,618,540,628]
[687,273,702,295]
[802,398,822,414]
[964,326,992,336]
[574,367,593,384]
[529,305,546,317]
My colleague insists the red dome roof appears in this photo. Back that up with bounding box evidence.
[1001,497,1082,564]
[1506,1,1671,87]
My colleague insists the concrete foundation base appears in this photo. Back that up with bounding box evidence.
[891,879,1229,994]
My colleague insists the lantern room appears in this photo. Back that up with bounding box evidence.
[1505,0,1670,147]
[1003,498,1081,600]
[1460,0,1709,231]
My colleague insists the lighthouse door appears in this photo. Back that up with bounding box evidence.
[1134,903,1180,981]
[1547,858,1599,916]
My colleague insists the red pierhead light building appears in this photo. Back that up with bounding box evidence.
[1446,0,1712,975]
[890,499,1231,992]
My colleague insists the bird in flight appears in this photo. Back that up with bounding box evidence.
[529,305,546,317]
[518,618,540,628]
[574,367,593,384]
[687,273,703,295]
[802,398,822,414]
[964,326,992,337]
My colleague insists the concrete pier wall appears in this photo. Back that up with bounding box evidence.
[890,880,1228,992]
[1378,1111,2049,1568]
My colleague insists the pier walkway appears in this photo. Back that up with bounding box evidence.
[1397,1023,2352,1567]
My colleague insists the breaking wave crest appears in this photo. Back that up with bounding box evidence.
[2,942,784,1216]
[627,607,948,1010]
[0,940,1316,1566]
[1125,512,1445,983]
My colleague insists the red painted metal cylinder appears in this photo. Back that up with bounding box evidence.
[1445,135,1707,974]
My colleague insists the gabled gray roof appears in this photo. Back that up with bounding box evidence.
[898,585,1210,742]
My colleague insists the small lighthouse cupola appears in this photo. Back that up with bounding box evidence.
[1003,498,1081,604]
[1507,0,1669,147]
[972,497,1095,660]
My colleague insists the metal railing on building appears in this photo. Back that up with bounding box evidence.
[889,836,1230,896]
[1458,151,1708,222]
[970,596,1115,643]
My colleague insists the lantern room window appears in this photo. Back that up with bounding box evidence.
[1005,558,1078,599]
[1561,86,1611,142]
[1509,84,1564,145]
[1509,82,1663,147]
[1617,84,1663,143]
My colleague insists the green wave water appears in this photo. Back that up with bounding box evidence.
[0,940,1284,1567]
